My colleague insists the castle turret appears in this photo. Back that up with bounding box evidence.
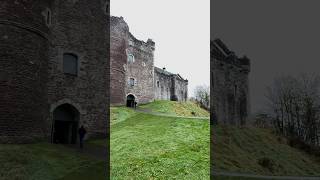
[0,0,52,143]
[110,16,130,105]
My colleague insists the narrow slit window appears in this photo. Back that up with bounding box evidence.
[46,10,51,25]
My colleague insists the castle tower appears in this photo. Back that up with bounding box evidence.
[0,0,52,143]
[48,0,109,141]
[110,16,156,106]
[211,38,250,126]
[110,16,129,105]
[0,0,109,143]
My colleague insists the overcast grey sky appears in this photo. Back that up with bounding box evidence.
[212,0,320,113]
[111,0,210,97]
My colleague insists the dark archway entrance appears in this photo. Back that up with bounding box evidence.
[52,104,79,144]
[126,94,135,108]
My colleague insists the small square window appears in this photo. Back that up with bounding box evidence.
[129,78,135,86]
[128,54,135,63]
[63,53,78,76]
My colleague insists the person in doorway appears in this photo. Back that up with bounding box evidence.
[78,125,87,148]
[134,101,137,109]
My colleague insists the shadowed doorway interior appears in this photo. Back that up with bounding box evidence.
[52,104,79,144]
[126,94,135,108]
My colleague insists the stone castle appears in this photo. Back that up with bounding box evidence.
[0,0,109,143]
[110,16,188,107]
[210,39,250,125]
[0,1,187,143]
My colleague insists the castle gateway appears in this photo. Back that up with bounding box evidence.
[110,16,188,106]
[210,39,250,125]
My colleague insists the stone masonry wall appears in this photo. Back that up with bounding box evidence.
[154,68,172,100]
[125,34,155,104]
[48,0,109,139]
[211,39,250,125]
[110,16,155,105]
[0,0,51,143]
[110,16,128,106]
[154,67,188,102]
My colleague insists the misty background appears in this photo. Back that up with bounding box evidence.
[212,0,320,114]
[111,0,210,97]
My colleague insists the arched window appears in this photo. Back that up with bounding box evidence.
[157,81,160,87]
[63,53,78,76]
[127,54,135,63]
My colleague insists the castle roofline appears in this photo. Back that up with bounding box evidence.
[111,15,155,49]
[211,38,251,67]
[154,67,188,81]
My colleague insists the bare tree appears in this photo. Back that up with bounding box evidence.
[265,74,320,146]
[194,85,210,110]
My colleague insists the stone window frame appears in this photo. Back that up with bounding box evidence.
[127,53,135,63]
[128,77,135,87]
[157,81,160,88]
[128,40,134,46]
[62,52,79,76]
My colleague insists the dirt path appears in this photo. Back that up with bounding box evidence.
[135,107,209,120]
[212,171,320,180]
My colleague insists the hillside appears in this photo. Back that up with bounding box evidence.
[109,102,210,179]
[212,125,320,176]
[139,100,209,117]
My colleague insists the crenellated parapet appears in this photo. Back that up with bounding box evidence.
[211,38,250,73]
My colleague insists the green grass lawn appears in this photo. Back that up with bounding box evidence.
[110,106,136,125]
[0,143,105,180]
[212,125,320,176]
[139,100,209,117]
[110,103,210,179]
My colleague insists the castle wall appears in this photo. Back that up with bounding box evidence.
[154,67,188,102]
[174,76,188,102]
[0,0,52,143]
[211,39,250,125]
[48,0,109,139]
[110,17,155,105]
[110,16,128,105]
[125,35,155,104]
[154,68,172,100]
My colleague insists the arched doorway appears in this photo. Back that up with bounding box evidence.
[126,94,135,108]
[52,104,79,144]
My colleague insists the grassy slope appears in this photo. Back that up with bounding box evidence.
[139,100,209,117]
[110,106,136,125]
[110,103,210,179]
[212,125,320,176]
[0,143,105,180]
